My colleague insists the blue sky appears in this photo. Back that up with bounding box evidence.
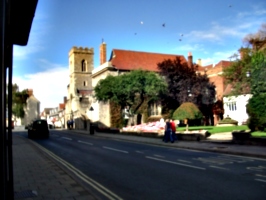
[12,0,266,111]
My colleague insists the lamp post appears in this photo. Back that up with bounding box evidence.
[89,106,94,135]
[246,71,251,78]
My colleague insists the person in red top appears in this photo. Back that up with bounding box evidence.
[170,119,177,141]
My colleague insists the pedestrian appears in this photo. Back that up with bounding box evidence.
[164,119,173,143]
[123,106,130,127]
[170,119,177,141]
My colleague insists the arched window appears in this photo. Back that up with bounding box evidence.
[81,60,86,72]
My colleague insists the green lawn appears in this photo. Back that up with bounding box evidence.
[176,125,249,134]
[176,125,266,137]
[251,131,266,138]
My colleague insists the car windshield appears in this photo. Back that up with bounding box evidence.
[33,120,47,128]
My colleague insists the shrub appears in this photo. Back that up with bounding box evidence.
[246,94,266,131]
[217,116,238,125]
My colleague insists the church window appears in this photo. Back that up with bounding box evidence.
[81,60,86,72]
[148,102,160,116]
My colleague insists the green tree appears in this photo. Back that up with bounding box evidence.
[246,49,266,131]
[10,84,29,120]
[157,57,215,124]
[172,102,203,131]
[222,48,252,96]
[94,69,167,116]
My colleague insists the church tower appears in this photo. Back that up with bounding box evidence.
[69,46,94,94]
[66,46,94,126]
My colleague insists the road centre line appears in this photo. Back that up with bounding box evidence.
[30,141,123,200]
[210,165,229,170]
[217,155,254,163]
[154,154,165,158]
[218,154,266,161]
[194,157,232,164]
[146,156,206,170]
[177,159,192,163]
[103,146,128,154]
[256,174,266,178]
[61,137,72,141]
[255,179,266,183]
[78,140,93,145]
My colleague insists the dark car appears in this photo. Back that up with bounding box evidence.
[28,119,49,139]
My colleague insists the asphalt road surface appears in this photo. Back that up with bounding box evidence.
[15,129,266,200]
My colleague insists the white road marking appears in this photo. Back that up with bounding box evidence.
[29,141,123,200]
[247,166,266,172]
[61,137,72,141]
[210,165,229,170]
[103,146,128,154]
[78,140,93,146]
[154,154,165,158]
[217,155,254,163]
[255,174,266,178]
[194,157,232,165]
[182,149,202,152]
[219,154,266,161]
[177,159,192,163]
[146,156,205,170]
[255,179,266,183]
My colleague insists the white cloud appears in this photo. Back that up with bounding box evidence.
[13,12,49,60]
[200,49,238,66]
[13,60,69,111]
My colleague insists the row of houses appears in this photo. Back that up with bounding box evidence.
[21,42,251,129]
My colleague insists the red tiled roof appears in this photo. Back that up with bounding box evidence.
[109,49,187,72]
[59,103,65,110]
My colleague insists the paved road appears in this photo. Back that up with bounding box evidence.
[16,129,266,200]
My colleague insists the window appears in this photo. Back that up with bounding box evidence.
[148,102,160,116]
[226,102,237,111]
[81,59,86,72]
[84,81,87,86]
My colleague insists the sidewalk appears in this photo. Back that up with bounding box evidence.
[13,134,99,200]
[12,128,266,199]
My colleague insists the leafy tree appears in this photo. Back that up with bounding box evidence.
[222,48,252,96]
[243,23,266,51]
[94,69,167,115]
[172,102,203,131]
[250,49,266,96]
[246,49,266,131]
[9,84,29,120]
[157,57,216,123]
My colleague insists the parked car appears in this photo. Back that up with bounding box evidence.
[28,119,49,139]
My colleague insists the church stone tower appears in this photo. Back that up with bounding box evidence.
[69,46,94,94]
[66,46,94,128]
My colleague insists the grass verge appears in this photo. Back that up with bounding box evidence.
[176,125,249,134]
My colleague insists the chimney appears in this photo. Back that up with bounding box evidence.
[100,42,107,65]
[28,89,33,96]
[197,59,202,66]
[239,47,248,60]
[64,96,67,104]
[188,52,193,67]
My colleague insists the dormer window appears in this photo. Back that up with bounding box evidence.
[81,60,86,72]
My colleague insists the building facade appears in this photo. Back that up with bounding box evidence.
[23,89,40,126]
